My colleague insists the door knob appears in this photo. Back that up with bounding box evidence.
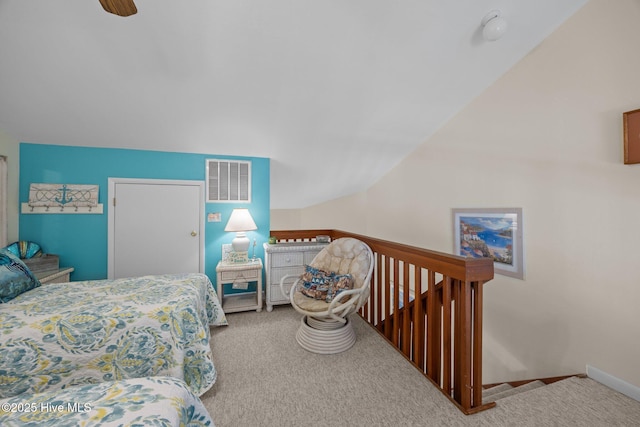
[191,231,197,237]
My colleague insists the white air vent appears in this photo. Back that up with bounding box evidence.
[206,159,251,203]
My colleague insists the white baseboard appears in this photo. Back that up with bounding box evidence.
[587,365,640,402]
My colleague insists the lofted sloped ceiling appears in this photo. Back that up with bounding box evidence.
[0,1,588,209]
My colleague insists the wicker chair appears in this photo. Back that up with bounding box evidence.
[280,237,374,354]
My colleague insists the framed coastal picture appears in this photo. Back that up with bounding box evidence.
[452,208,524,280]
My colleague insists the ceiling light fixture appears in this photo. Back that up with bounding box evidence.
[482,9,507,41]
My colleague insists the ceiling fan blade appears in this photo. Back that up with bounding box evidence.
[99,0,137,17]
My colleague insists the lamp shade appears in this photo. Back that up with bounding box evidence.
[225,208,257,252]
[225,208,257,232]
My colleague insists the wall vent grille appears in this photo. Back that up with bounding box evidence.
[206,159,251,203]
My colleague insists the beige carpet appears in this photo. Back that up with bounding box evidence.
[201,306,640,427]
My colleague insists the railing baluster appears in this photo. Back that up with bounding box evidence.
[392,257,400,348]
[453,279,473,408]
[375,252,382,331]
[441,275,450,391]
[413,266,424,369]
[426,269,437,380]
[401,261,411,356]
[473,281,484,407]
[384,255,391,339]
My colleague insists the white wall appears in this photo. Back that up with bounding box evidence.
[271,0,640,386]
[0,130,20,243]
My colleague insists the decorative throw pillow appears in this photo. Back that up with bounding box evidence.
[4,240,43,259]
[0,249,41,303]
[330,274,354,301]
[298,265,354,303]
[299,265,332,301]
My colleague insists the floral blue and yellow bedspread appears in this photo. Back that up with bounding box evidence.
[0,376,214,426]
[0,273,227,399]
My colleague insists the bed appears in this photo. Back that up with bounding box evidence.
[0,270,227,399]
[0,376,215,426]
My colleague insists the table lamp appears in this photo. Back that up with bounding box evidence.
[224,208,257,252]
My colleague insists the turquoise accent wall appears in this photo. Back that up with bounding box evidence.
[19,143,270,287]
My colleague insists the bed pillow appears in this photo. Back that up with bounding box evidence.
[0,248,41,303]
[298,265,354,303]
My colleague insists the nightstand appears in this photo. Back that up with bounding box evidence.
[35,267,74,284]
[215,259,263,313]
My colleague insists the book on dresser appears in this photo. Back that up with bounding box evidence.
[263,242,329,312]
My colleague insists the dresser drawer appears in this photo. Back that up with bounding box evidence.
[303,250,322,264]
[270,266,304,284]
[220,268,259,281]
[271,252,303,267]
[270,282,294,303]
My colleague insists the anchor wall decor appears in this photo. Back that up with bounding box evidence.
[21,183,104,214]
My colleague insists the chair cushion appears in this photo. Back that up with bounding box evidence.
[292,287,357,313]
[298,265,354,303]
[309,238,371,290]
[0,249,41,303]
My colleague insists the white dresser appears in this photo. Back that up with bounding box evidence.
[263,242,328,312]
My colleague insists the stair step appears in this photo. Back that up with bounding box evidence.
[482,380,546,404]
[482,382,514,398]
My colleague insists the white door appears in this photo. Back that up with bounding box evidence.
[108,178,204,279]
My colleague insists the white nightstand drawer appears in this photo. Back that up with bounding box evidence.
[220,268,259,281]
[271,252,303,267]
